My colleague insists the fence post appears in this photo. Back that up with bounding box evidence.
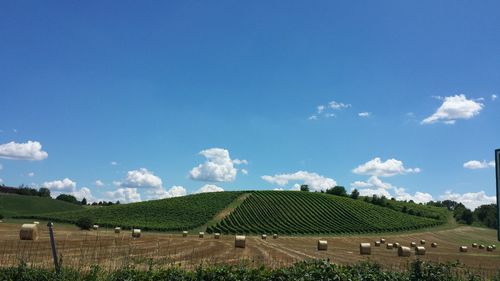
[47,222,60,273]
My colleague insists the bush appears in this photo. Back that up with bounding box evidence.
[76,217,94,230]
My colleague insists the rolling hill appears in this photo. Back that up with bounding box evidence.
[17,190,449,234]
[0,193,84,217]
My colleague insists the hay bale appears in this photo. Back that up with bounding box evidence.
[19,224,39,241]
[479,244,485,249]
[375,241,381,247]
[492,245,496,249]
[487,246,493,252]
[33,221,40,225]
[92,225,99,230]
[273,234,278,239]
[261,234,267,240]
[410,242,416,247]
[317,240,328,251]
[214,233,221,239]
[431,242,438,248]
[380,238,386,244]
[398,246,411,257]
[386,243,394,249]
[182,231,188,237]
[199,232,204,238]
[415,246,426,255]
[132,229,141,238]
[472,243,478,248]
[235,235,246,248]
[459,246,468,252]
[114,227,121,233]
[420,240,426,245]
[359,243,371,255]
[394,242,400,248]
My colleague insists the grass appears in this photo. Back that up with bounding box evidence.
[0,193,83,217]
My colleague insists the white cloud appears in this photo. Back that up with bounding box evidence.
[241,169,248,175]
[317,105,325,114]
[357,187,392,198]
[72,187,94,201]
[352,158,420,177]
[421,94,484,125]
[393,187,433,203]
[147,185,187,200]
[106,188,141,203]
[194,184,224,194]
[121,168,162,189]
[190,148,244,182]
[329,101,351,110]
[324,113,336,118]
[0,141,48,160]
[273,187,284,191]
[358,112,371,118]
[492,94,497,101]
[350,176,433,203]
[351,176,393,190]
[110,161,118,166]
[308,115,318,120]
[0,178,3,183]
[95,180,104,187]
[261,171,337,192]
[440,190,496,210]
[463,160,495,169]
[28,172,34,177]
[43,178,77,192]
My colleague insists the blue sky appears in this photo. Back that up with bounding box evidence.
[0,1,499,209]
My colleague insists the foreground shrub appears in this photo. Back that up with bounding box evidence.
[76,217,94,230]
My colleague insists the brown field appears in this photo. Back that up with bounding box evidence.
[0,221,498,276]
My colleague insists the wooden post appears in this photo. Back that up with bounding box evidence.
[47,222,60,273]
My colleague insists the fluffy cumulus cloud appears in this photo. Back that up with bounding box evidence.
[492,94,497,101]
[110,161,118,166]
[194,184,225,194]
[358,112,371,118]
[463,160,495,169]
[146,185,187,200]
[350,176,433,203]
[189,148,246,182]
[440,191,496,210]
[106,188,141,203]
[241,169,248,175]
[421,94,484,125]
[261,171,337,192]
[95,180,104,187]
[72,187,94,201]
[0,141,48,160]
[28,172,35,177]
[43,178,77,192]
[121,168,162,189]
[393,187,433,203]
[352,158,420,177]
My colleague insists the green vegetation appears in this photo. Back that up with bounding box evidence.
[210,191,446,234]
[1,260,498,281]
[0,193,83,217]
[22,192,243,231]
[75,216,94,230]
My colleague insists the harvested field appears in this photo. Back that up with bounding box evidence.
[0,222,498,276]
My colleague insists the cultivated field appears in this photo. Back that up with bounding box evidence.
[0,221,498,277]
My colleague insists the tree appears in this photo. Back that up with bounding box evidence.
[81,198,87,205]
[300,185,309,192]
[350,189,359,199]
[326,186,347,197]
[56,194,79,205]
[38,187,51,198]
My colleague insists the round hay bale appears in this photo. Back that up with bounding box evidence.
[492,245,496,249]
[472,243,478,248]
[33,221,40,225]
[92,225,99,230]
[214,233,221,239]
[235,235,246,248]
[410,242,417,247]
[386,243,394,249]
[375,241,381,247]
[199,232,204,238]
[273,234,278,239]
[182,231,188,237]
[420,240,426,245]
[415,246,426,255]
[114,227,121,234]
[487,246,493,252]
[317,240,328,251]
[380,238,386,244]
[261,234,267,240]
[132,229,141,238]
[431,242,438,248]
[20,224,39,241]
[479,244,485,249]
[459,246,468,252]
[359,243,371,255]
[398,246,411,257]
[394,242,400,248]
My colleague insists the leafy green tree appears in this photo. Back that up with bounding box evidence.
[56,194,79,205]
[300,185,309,192]
[76,217,94,230]
[350,189,359,199]
[81,198,87,205]
[38,187,51,197]
[326,186,347,197]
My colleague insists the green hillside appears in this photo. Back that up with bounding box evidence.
[209,191,446,235]
[0,193,83,217]
[23,191,243,231]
